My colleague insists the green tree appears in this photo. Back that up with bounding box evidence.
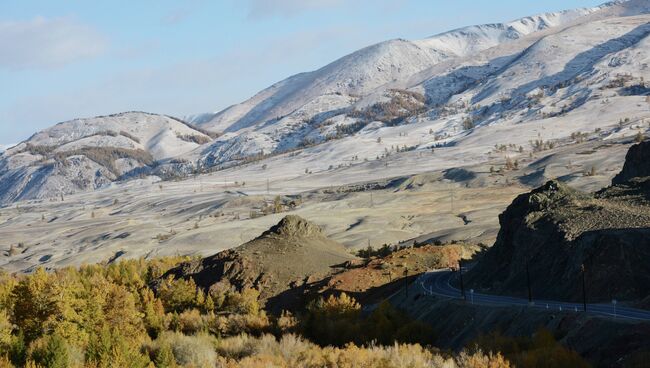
[141,289,166,338]
[154,343,177,368]
[29,334,69,368]
[8,332,26,367]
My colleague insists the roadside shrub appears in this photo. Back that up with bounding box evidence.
[214,333,261,360]
[275,310,299,335]
[456,348,511,368]
[221,335,456,368]
[304,294,435,347]
[211,312,270,337]
[148,331,217,367]
[173,309,206,335]
[473,329,588,368]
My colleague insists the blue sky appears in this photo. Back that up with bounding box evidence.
[0,0,604,144]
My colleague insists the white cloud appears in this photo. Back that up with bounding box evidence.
[1,24,376,139]
[245,0,344,18]
[0,16,107,70]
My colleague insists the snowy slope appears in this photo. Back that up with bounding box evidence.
[0,112,210,204]
[412,6,600,57]
[182,0,650,168]
[190,1,615,134]
[193,39,446,133]
[23,111,209,160]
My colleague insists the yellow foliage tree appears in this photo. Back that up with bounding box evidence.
[11,268,57,343]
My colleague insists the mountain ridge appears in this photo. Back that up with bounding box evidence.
[189,2,612,133]
[2,0,650,204]
[0,111,210,204]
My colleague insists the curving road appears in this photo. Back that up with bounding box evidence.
[418,270,650,322]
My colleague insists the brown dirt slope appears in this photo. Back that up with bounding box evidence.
[320,243,478,303]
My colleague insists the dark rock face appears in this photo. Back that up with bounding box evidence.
[612,141,650,185]
[467,177,650,303]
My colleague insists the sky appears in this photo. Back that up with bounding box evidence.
[0,0,605,145]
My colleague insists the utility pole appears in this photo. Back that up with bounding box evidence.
[370,192,374,208]
[526,257,533,305]
[450,184,455,213]
[458,259,466,299]
[581,264,588,312]
[525,242,533,305]
[404,268,409,299]
[266,178,270,196]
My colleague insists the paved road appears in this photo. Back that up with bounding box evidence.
[418,270,650,322]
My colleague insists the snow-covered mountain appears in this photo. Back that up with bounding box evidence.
[189,0,633,133]
[3,0,650,204]
[0,112,210,204]
[184,0,649,168]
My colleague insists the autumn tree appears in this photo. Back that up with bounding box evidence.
[157,276,199,313]
[304,293,362,346]
[11,268,57,343]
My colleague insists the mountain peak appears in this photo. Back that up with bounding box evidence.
[261,215,324,238]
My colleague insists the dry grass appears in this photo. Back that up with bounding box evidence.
[215,334,510,368]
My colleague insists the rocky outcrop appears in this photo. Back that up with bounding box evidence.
[259,215,323,238]
[612,140,650,185]
[466,142,650,304]
[159,215,356,311]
